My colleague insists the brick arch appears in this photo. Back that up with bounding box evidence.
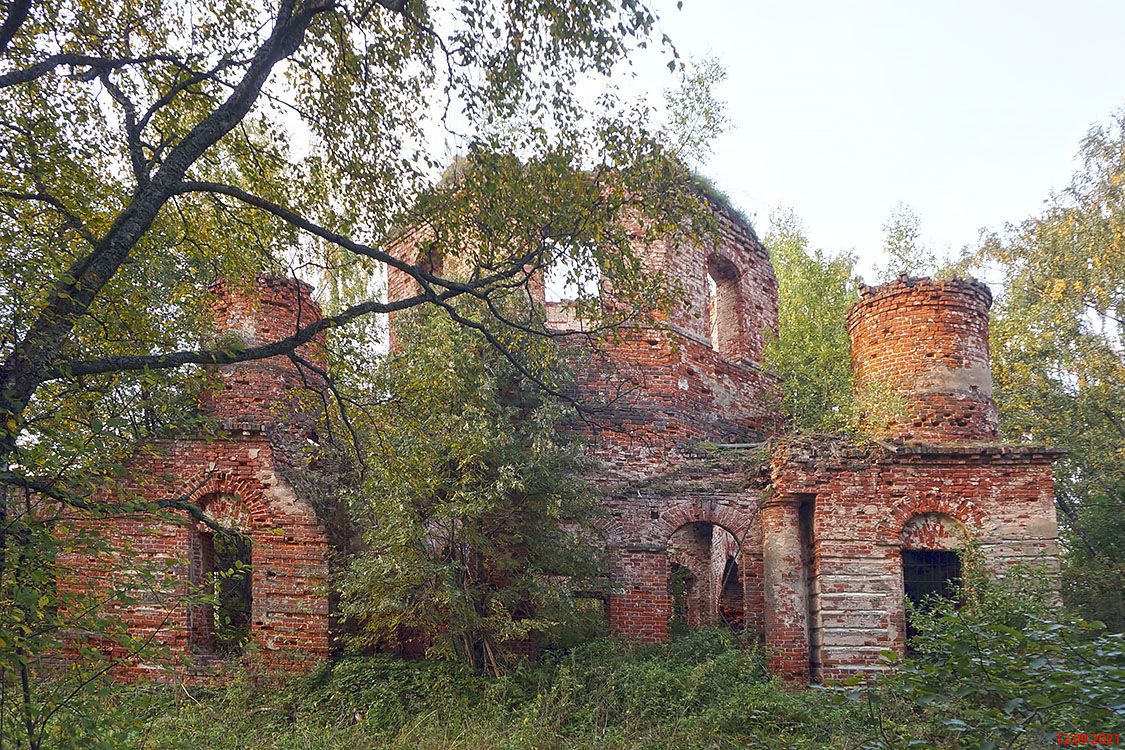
[195,493,253,532]
[180,472,271,529]
[878,495,985,546]
[900,512,969,551]
[594,516,628,548]
[653,500,754,544]
[706,251,742,284]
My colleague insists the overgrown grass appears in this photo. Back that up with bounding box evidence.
[114,630,890,750]
[24,560,1117,748]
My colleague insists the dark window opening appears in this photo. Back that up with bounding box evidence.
[902,549,962,646]
[188,530,252,657]
[717,557,744,629]
[798,495,818,671]
[668,562,696,638]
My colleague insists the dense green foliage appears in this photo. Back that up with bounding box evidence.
[91,597,1125,750]
[339,300,605,673]
[13,570,1125,749]
[849,551,1125,749]
[982,108,1125,628]
[761,209,863,432]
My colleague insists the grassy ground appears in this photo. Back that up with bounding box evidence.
[113,630,897,750]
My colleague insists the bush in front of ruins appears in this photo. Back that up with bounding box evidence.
[338,297,606,676]
[839,555,1125,749]
[123,629,888,749]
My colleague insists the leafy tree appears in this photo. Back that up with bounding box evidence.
[663,55,729,169]
[0,0,713,743]
[874,202,939,282]
[762,208,862,432]
[981,107,1125,628]
[339,299,603,675]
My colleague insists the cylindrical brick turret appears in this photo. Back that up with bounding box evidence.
[202,274,326,432]
[846,276,999,442]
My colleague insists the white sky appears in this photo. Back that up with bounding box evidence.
[637,0,1125,280]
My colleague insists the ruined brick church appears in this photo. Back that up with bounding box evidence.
[70,202,1060,683]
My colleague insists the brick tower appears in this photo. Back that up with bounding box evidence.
[769,275,1059,682]
[203,275,326,438]
[847,276,999,442]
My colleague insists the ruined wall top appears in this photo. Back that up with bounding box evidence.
[850,275,993,314]
[209,274,323,350]
[202,274,325,434]
[846,275,1000,443]
[646,201,778,364]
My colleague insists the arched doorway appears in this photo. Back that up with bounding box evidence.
[187,494,253,657]
[900,512,965,646]
[667,521,744,633]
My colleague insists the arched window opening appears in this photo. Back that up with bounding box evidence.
[705,254,742,357]
[901,549,962,646]
[188,496,253,658]
[213,532,252,654]
[189,528,252,656]
[667,521,742,634]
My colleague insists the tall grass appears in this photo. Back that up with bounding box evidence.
[118,630,876,750]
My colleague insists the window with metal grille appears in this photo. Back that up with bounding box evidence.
[902,549,962,645]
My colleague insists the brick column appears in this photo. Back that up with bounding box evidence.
[607,546,671,641]
[761,497,810,682]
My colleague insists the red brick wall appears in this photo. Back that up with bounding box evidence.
[760,497,813,680]
[202,275,326,435]
[594,452,768,645]
[63,276,333,679]
[651,207,779,363]
[61,438,332,679]
[770,439,1060,682]
[847,276,999,442]
[383,204,782,651]
[544,206,780,647]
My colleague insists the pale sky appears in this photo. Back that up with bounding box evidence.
[639,0,1125,280]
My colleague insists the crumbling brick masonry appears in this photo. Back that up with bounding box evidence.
[72,203,1059,684]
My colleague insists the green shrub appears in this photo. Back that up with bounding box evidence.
[840,554,1125,749]
[113,630,879,749]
